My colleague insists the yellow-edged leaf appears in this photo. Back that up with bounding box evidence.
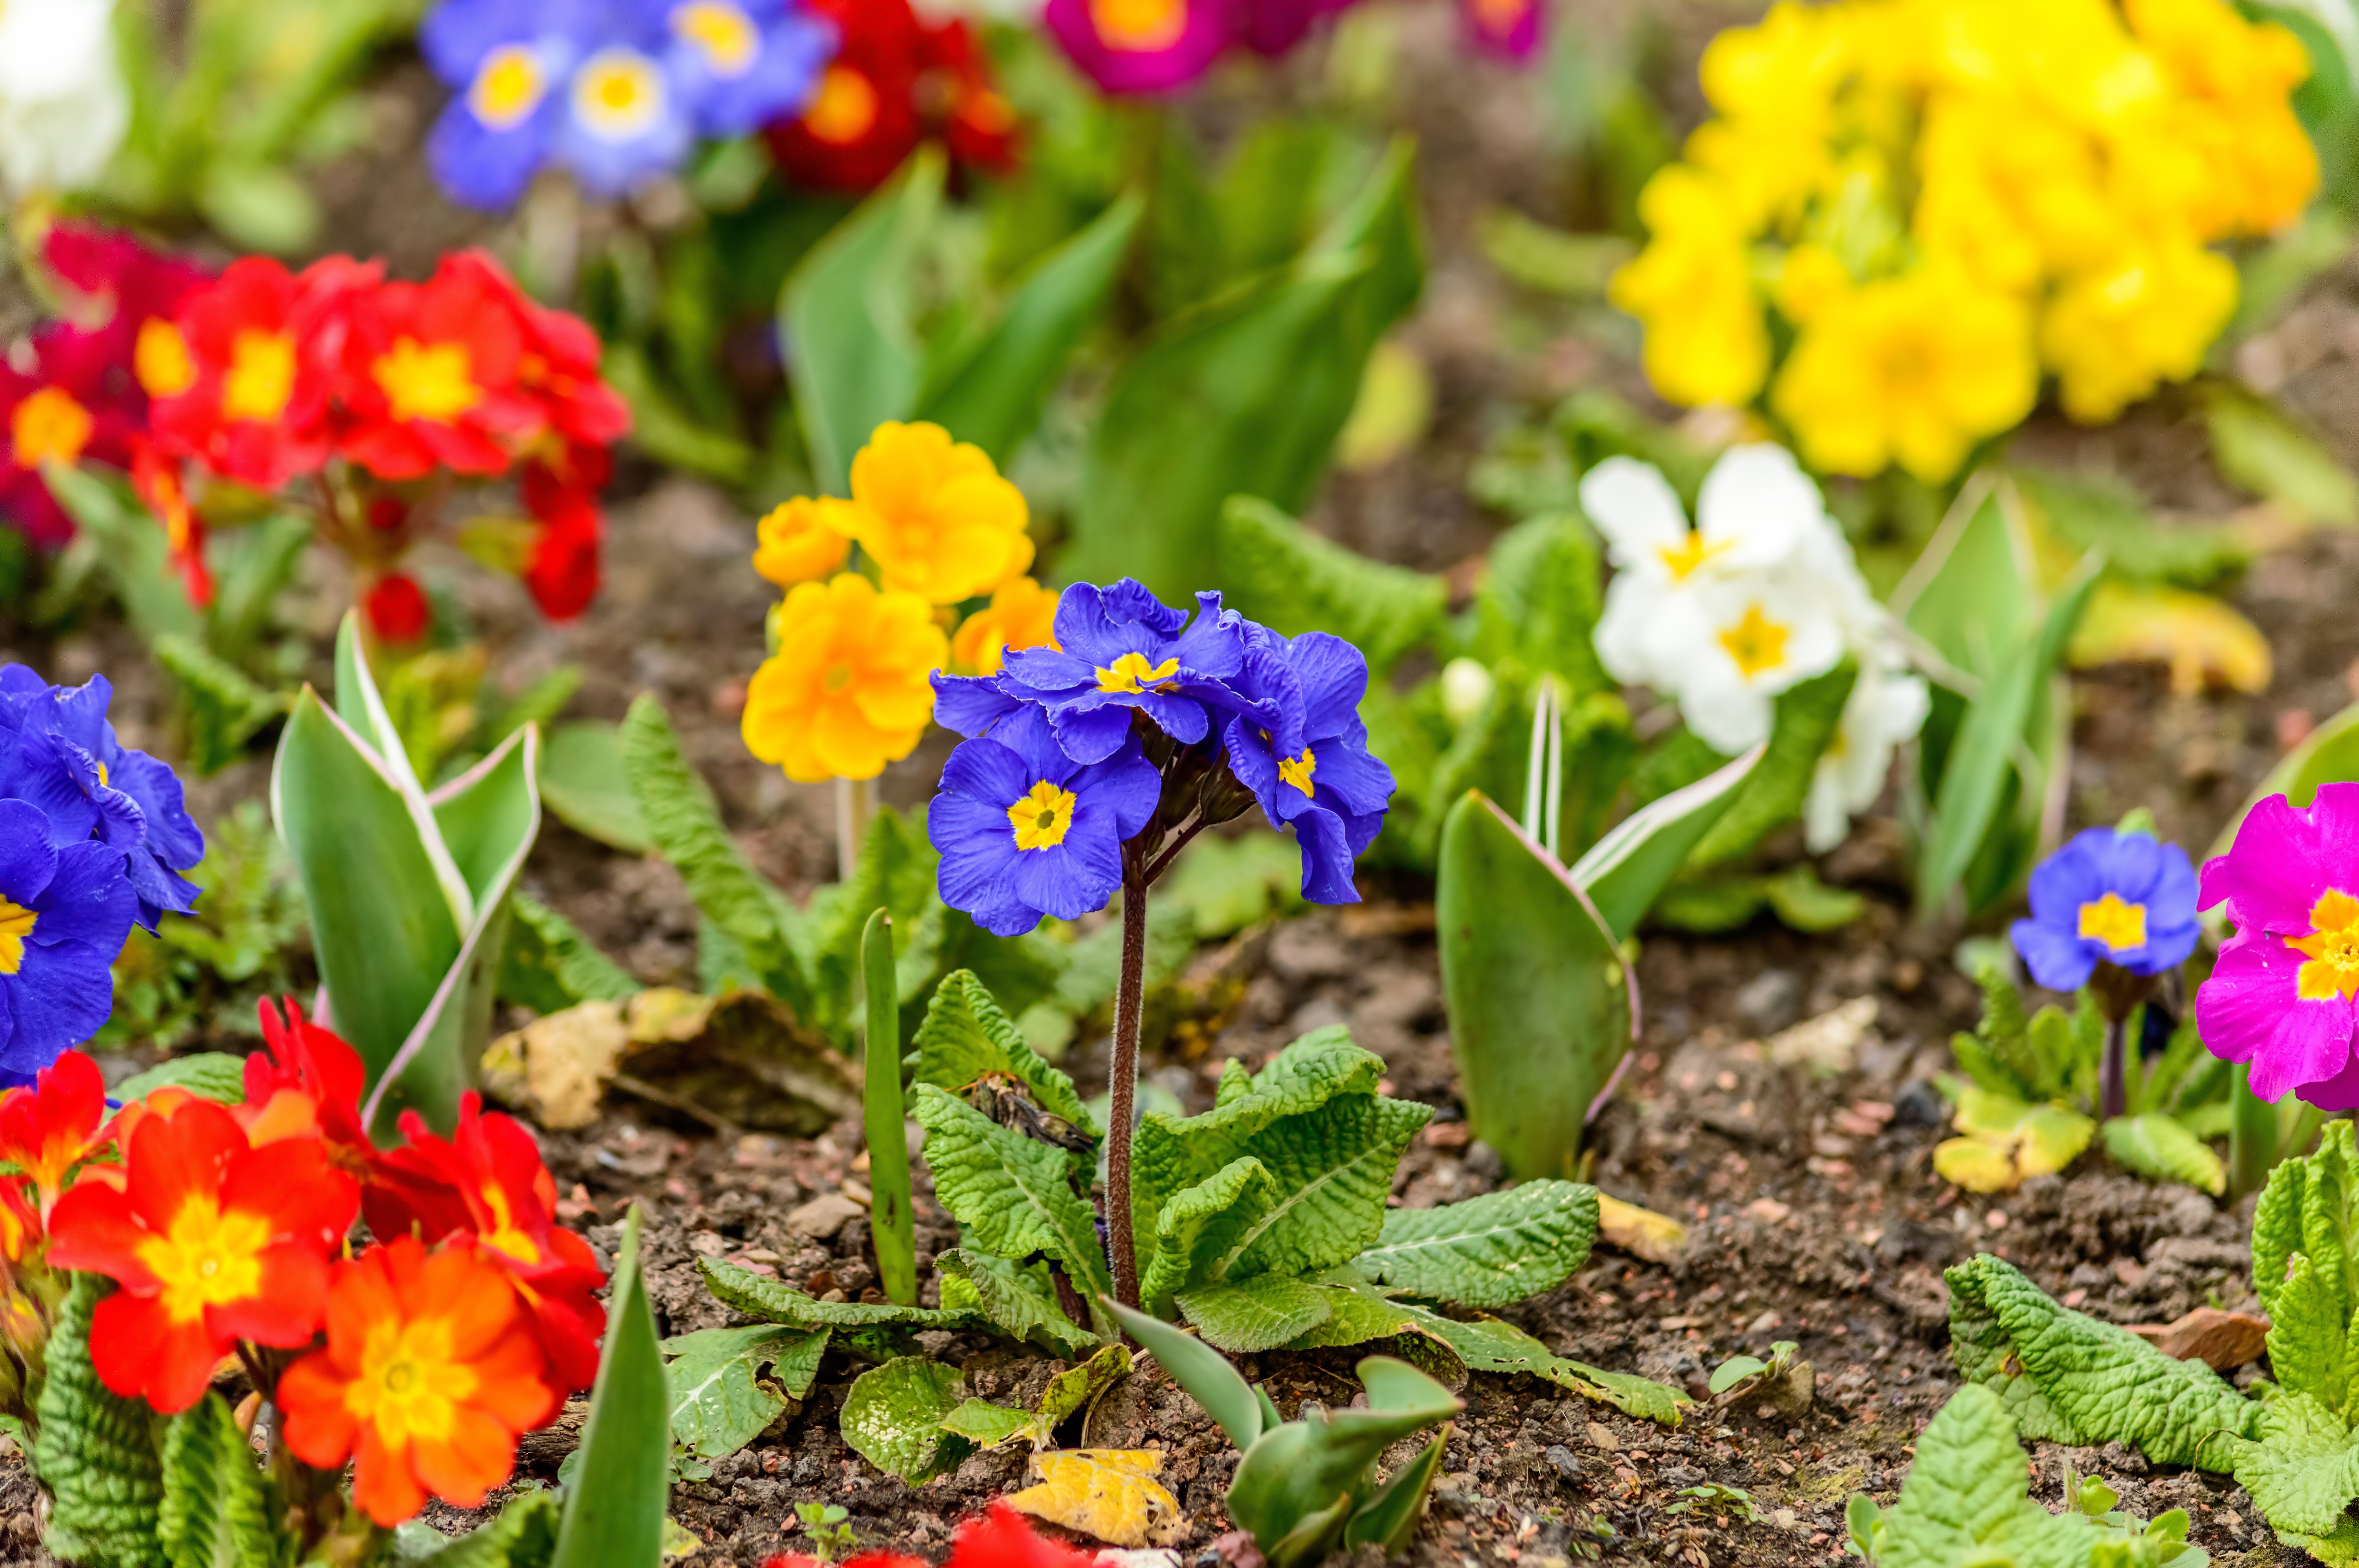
[1937,1087,2096,1193]
[2068,580,2271,695]
[1007,1450,1181,1548]
[1336,340,1434,472]
[1597,1194,1688,1263]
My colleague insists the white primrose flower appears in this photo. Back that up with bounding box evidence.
[1805,660,1932,853]
[1673,565,1850,752]
[0,0,127,196]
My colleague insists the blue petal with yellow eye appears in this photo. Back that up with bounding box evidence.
[0,800,137,1082]
[999,580,1249,764]
[1216,624,1394,905]
[2009,826,2200,992]
[665,0,835,138]
[929,723,1160,938]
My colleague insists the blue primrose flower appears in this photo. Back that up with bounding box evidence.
[664,0,833,137]
[928,722,1161,938]
[0,666,203,931]
[2009,826,2199,993]
[422,0,594,211]
[0,800,138,1083]
[999,581,1249,764]
[1221,626,1394,905]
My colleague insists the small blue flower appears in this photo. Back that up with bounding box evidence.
[663,0,834,138]
[1000,581,1249,764]
[0,667,203,932]
[421,0,592,211]
[929,719,1161,938]
[555,37,697,198]
[0,800,138,1082]
[2010,826,2199,993]
[1219,625,1394,904]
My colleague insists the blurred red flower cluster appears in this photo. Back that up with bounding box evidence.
[767,0,1018,192]
[0,1005,604,1528]
[0,222,630,635]
[764,1501,1105,1568]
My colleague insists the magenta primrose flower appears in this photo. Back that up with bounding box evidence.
[1459,0,1546,62]
[2197,782,2359,1108]
[1043,0,1234,95]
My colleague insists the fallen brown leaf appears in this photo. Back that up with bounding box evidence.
[2126,1306,2270,1371]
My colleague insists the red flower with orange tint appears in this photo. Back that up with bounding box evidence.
[924,19,1021,175]
[278,1235,558,1526]
[515,292,631,454]
[765,0,1016,191]
[241,997,375,1161]
[338,251,546,481]
[0,1049,107,1218]
[143,256,379,490]
[45,1097,358,1414]
[365,1094,605,1390]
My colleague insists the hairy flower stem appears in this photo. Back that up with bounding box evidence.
[2098,1018,2128,1122]
[1107,846,1149,1313]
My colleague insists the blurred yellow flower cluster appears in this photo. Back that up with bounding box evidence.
[1613,0,2318,481]
[743,421,1058,782]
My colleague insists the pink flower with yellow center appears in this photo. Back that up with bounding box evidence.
[1044,0,1234,95]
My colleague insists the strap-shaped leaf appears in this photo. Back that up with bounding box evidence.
[1567,749,1765,942]
[912,1086,1112,1301]
[1106,1299,1264,1453]
[552,1205,670,1568]
[1354,1180,1599,1309]
[699,1258,973,1330]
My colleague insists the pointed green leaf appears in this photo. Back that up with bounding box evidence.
[1568,749,1766,942]
[1354,1180,1599,1309]
[2206,383,2359,525]
[912,1085,1113,1301]
[1228,1357,1459,1568]
[1687,663,1858,869]
[1215,495,1446,675]
[1344,1433,1447,1553]
[501,892,643,1014]
[781,149,944,494]
[1176,1274,1335,1354]
[45,463,204,646]
[2101,1113,2226,1196]
[917,194,1143,464]
[840,1356,971,1485]
[552,1205,670,1568]
[663,1325,829,1461]
[151,634,287,776]
[1441,793,1631,1181]
[111,1054,248,1106]
[1105,1298,1263,1451]
[697,1259,972,1330]
[539,720,653,853]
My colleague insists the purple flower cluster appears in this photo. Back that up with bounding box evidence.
[421,0,835,210]
[0,666,202,1080]
[928,579,1394,936]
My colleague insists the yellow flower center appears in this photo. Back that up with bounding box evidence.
[135,1195,271,1325]
[135,319,196,399]
[1092,0,1188,51]
[474,1183,541,1266]
[824,662,855,693]
[1007,780,1078,852]
[0,898,34,976]
[1095,651,1180,695]
[1717,604,1790,679]
[469,44,547,130]
[2294,890,2359,1002]
[573,48,665,140]
[1277,746,1317,799]
[1472,0,1529,26]
[9,387,92,469]
[804,65,879,145]
[345,1315,475,1447]
[2076,891,2147,953]
[1656,532,1730,581]
[673,0,758,75]
[223,330,297,423]
[373,337,481,425]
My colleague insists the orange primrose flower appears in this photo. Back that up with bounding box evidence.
[0,1049,107,1217]
[241,996,375,1161]
[752,496,854,588]
[835,421,1034,605]
[278,1235,559,1526]
[951,575,1060,677]
[742,572,946,782]
[45,1098,359,1414]
[364,1094,606,1390]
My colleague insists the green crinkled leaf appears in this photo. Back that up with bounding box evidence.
[1468,514,1610,697]
[1141,1156,1281,1302]
[840,1356,972,1485]
[1944,1254,2259,1471]
[2269,1255,2350,1413]
[620,696,808,1013]
[942,1345,1135,1451]
[934,1249,1098,1357]
[1352,1181,1599,1310]
[911,970,1097,1140]
[1215,495,1446,676]
[2100,1114,2225,1197]
[502,892,643,1014]
[698,1259,973,1330]
[158,1390,287,1568]
[1176,1274,1336,1353]
[111,1054,248,1106]
[940,1399,1034,1448]
[912,1085,1113,1301]
[662,1325,829,1461]
[1219,1094,1430,1280]
[403,1490,562,1565]
[2232,1392,2359,1538]
[1873,1385,2113,1568]
[1560,1365,1690,1426]
[153,634,288,775]
[35,1275,166,1568]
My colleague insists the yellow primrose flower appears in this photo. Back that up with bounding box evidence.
[752,497,855,588]
[742,573,947,783]
[951,576,1061,677]
[1612,169,1771,409]
[1770,263,2036,483]
[2039,240,2237,423]
[836,421,1034,605]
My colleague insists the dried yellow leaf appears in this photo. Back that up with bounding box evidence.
[2068,580,2271,695]
[1005,1449,1182,1548]
[1597,1195,1688,1263]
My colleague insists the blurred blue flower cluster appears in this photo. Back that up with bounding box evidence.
[929,579,1394,936]
[421,0,836,210]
